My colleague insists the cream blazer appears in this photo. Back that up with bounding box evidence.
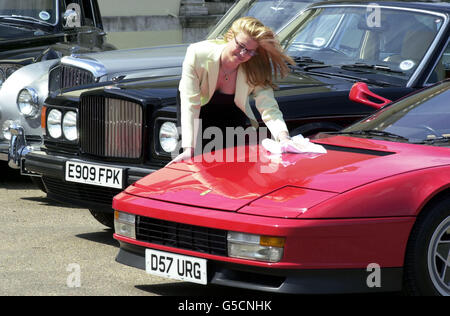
[179,39,289,148]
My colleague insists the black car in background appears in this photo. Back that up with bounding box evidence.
[24,1,450,227]
[0,0,115,168]
[0,0,114,85]
[3,0,319,175]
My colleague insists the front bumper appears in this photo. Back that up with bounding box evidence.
[113,193,415,294]
[8,126,42,173]
[0,125,42,175]
[0,141,8,161]
[115,241,403,294]
[24,150,158,212]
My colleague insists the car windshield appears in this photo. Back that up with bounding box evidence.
[340,81,450,147]
[207,0,317,39]
[283,5,445,85]
[0,0,57,25]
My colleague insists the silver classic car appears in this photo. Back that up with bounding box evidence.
[2,0,318,172]
[0,0,116,163]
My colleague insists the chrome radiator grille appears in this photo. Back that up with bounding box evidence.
[49,65,95,93]
[80,96,143,159]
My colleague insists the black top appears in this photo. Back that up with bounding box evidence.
[199,91,248,131]
[196,91,251,151]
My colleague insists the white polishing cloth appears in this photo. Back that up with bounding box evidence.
[262,135,327,155]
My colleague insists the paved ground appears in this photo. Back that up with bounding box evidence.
[0,162,261,296]
[0,162,401,299]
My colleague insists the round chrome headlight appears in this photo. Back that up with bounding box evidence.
[47,109,62,139]
[17,88,39,118]
[159,121,179,153]
[63,111,78,141]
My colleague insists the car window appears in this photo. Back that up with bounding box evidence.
[0,0,57,25]
[292,12,343,48]
[242,0,313,31]
[207,0,318,39]
[285,6,444,81]
[426,42,450,84]
[344,82,450,145]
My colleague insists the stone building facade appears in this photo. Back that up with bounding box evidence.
[98,0,236,49]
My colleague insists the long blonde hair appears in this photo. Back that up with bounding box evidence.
[223,17,294,89]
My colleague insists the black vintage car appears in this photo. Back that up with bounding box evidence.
[0,0,115,164]
[0,0,113,80]
[24,1,450,227]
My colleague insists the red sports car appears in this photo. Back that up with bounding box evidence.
[113,81,450,295]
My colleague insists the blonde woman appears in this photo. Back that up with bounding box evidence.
[171,17,295,163]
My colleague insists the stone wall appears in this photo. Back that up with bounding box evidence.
[99,0,236,49]
[180,0,235,43]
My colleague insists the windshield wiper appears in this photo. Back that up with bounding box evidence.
[296,64,396,87]
[0,15,52,27]
[329,130,410,141]
[341,63,404,75]
[290,56,337,73]
[289,59,397,87]
[412,136,450,145]
[292,56,325,67]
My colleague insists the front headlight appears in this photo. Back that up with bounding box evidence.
[114,211,136,239]
[227,232,285,263]
[62,111,78,141]
[159,121,179,153]
[17,88,39,118]
[47,109,62,139]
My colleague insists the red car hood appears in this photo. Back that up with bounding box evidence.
[126,136,450,215]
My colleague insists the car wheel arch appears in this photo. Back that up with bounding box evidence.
[89,209,114,229]
[415,186,450,218]
[403,191,450,296]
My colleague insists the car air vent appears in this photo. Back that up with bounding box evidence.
[49,65,95,94]
[44,140,78,156]
[322,144,395,156]
[43,177,121,206]
[136,216,228,256]
[79,96,143,159]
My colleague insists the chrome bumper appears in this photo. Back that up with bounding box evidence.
[7,125,41,175]
[0,142,8,161]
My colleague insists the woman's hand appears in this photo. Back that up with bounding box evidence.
[166,147,194,166]
[277,131,291,142]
